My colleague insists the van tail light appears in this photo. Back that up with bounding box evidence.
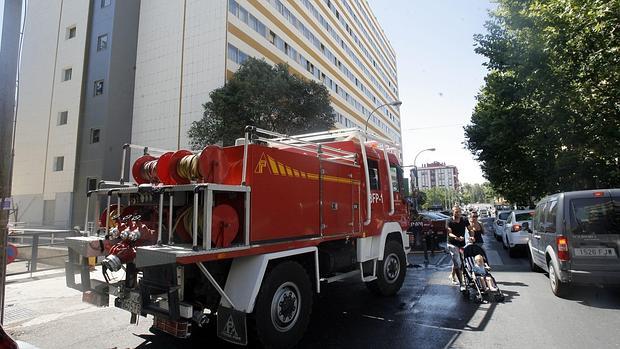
[511,224,522,232]
[557,236,570,261]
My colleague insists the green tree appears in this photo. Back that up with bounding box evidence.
[188,58,335,148]
[465,0,620,204]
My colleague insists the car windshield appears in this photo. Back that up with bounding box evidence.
[423,212,448,220]
[515,212,534,221]
[498,212,511,220]
[570,198,620,235]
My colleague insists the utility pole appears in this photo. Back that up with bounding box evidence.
[0,0,24,324]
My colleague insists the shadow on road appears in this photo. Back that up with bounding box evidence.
[561,285,620,310]
[496,281,528,287]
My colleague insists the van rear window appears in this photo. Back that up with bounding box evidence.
[515,212,534,221]
[498,212,510,220]
[570,198,620,235]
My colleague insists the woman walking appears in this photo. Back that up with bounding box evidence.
[469,213,485,246]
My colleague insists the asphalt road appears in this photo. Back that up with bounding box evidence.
[7,227,620,349]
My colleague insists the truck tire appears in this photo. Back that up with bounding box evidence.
[254,261,313,349]
[366,240,406,296]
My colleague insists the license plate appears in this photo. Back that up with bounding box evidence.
[573,248,617,257]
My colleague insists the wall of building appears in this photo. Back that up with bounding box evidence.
[71,0,141,228]
[131,0,228,151]
[225,0,401,143]
[12,0,91,227]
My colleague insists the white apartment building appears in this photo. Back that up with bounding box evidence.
[413,162,460,190]
[11,0,140,228]
[132,0,401,151]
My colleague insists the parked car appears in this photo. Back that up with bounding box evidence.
[502,210,534,257]
[433,212,450,219]
[409,212,448,252]
[528,189,620,297]
[493,210,512,241]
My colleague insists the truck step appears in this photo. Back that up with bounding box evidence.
[320,269,359,283]
[361,275,377,282]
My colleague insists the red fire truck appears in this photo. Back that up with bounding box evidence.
[65,127,409,348]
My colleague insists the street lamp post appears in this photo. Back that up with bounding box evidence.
[364,100,402,136]
[411,148,436,210]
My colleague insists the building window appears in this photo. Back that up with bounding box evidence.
[53,156,64,172]
[228,44,238,63]
[58,111,68,125]
[90,128,100,143]
[86,177,98,192]
[62,68,72,81]
[101,0,111,8]
[97,34,108,51]
[67,26,76,39]
[94,80,104,96]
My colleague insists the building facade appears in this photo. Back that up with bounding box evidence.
[132,0,401,150]
[11,0,140,227]
[412,162,460,190]
[11,0,400,228]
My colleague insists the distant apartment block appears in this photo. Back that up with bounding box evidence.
[412,162,460,190]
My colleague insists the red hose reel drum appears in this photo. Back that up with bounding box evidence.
[132,155,158,184]
[168,150,194,185]
[173,204,239,248]
[156,152,175,185]
[199,145,229,184]
[212,204,239,248]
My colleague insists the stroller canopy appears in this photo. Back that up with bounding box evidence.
[463,243,487,259]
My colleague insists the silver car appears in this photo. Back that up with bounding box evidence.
[528,189,620,297]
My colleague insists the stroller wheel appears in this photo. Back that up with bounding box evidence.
[461,288,470,298]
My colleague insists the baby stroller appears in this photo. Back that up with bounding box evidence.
[460,243,505,303]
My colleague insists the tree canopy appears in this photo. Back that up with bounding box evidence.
[460,183,496,204]
[188,57,335,148]
[465,0,620,204]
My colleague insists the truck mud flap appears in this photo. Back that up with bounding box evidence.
[217,306,247,346]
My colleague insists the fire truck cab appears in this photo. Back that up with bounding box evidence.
[65,127,409,348]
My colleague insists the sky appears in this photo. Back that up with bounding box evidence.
[368,0,494,184]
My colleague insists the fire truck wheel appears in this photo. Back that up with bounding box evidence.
[254,261,313,349]
[367,240,406,296]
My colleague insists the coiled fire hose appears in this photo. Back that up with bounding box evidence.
[171,206,231,247]
[140,159,158,182]
[177,154,201,181]
[171,206,202,242]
